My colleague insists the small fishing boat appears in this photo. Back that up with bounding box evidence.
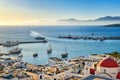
[33,53,38,57]
[18,54,23,57]
[47,44,52,53]
[61,46,68,58]
[61,53,68,58]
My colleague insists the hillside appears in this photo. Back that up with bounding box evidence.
[102,23,120,27]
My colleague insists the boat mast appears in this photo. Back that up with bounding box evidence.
[65,46,67,53]
[49,44,51,50]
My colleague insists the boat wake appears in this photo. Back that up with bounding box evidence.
[29,31,44,38]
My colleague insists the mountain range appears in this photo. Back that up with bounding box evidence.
[57,18,80,22]
[95,16,120,21]
[57,16,120,22]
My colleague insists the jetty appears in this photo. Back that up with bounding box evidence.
[58,35,120,41]
[0,40,47,46]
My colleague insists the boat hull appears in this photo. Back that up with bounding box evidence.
[61,53,68,58]
[34,36,45,40]
[47,49,52,53]
[9,48,22,54]
[33,53,38,57]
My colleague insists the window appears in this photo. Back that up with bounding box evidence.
[40,75,42,79]
[104,69,106,73]
[54,78,56,80]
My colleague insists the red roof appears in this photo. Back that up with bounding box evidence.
[90,68,96,75]
[116,72,120,79]
[97,57,118,68]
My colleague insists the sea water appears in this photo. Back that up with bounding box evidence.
[0,26,120,65]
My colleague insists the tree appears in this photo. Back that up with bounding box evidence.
[111,51,120,59]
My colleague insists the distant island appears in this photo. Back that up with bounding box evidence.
[95,16,120,21]
[102,23,120,27]
[57,18,80,22]
[57,16,120,22]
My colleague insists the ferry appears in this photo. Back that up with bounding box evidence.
[34,36,45,40]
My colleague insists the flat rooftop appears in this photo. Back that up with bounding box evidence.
[83,75,113,80]
[49,57,62,61]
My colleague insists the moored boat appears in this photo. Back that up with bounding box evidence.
[18,54,23,57]
[61,53,68,58]
[9,47,22,54]
[47,44,52,53]
[61,46,68,58]
[33,53,38,57]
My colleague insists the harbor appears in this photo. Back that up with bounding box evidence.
[0,0,120,79]
[0,26,120,65]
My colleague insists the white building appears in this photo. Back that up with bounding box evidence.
[48,57,64,65]
[84,57,120,80]
[89,54,107,60]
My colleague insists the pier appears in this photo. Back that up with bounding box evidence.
[0,40,47,46]
[58,35,120,41]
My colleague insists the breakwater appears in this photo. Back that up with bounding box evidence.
[58,35,120,41]
[0,40,47,46]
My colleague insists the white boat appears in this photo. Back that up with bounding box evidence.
[47,44,52,53]
[9,47,22,54]
[34,36,45,40]
[61,46,68,58]
[3,41,19,47]
[18,54,23,57]
[30,31,45,40]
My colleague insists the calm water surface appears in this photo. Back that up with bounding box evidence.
[0,26,120,65]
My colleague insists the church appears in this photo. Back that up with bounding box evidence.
[84,57,120,80]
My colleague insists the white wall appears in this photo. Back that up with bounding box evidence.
[97,66,119,79]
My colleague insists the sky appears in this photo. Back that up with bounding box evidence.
[0,0,120,25]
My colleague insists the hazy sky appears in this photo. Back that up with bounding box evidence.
[0,0,120,25]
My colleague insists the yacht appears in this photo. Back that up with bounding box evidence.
[9,47,22,54]
[47,44,52,53]
[61,53,68,58]
[61,46,68,58]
